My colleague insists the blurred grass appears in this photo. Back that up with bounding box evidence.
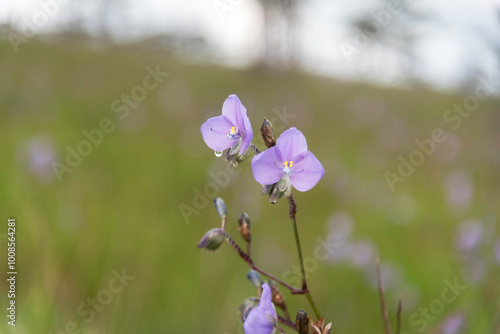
[0,39,499,333]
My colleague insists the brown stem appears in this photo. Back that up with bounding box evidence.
[246,240,251,258]
[396,295,402,334]
[277,314,297,331]
[377,258,392,334]
[224,232,306,295]
[221,216,227,231]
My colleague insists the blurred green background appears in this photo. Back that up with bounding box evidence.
[1,18,500,334]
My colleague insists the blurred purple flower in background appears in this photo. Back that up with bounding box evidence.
[200,94,253,156]
[251,127,324,192]
[455,220,483,255]
[244,284,277,334]
[16,135,56,183]
[348,240,376,269]
[440,312,465,334]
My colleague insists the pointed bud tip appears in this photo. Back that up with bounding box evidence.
[238,212,251,242]
[247,269,263,288]
[260,118,276,148]
[213,197,227,219]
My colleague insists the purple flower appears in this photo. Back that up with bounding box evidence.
[244,284,277,334]
[441,312,465,334]
[251,127,324,192]
[200,94,253,155]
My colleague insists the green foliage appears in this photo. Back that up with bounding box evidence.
[0,40,498,333]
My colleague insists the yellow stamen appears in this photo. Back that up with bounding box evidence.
[229,127,239,135]
[290,161,293,168]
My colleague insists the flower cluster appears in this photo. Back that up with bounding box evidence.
[200,94,325,198]
[198,94,328,334]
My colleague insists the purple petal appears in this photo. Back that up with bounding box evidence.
[257,284,276,318]
[243,308,275,334]
[222,94,245,128]
[241,112,253,154]
[243,284,277,334]
[275,127,308,162]
[251,148,283,185]
[200,115,237,151]
[290,151,324,191]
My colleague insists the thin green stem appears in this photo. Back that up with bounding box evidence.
[305,292,321,322]
[288,194,322,321]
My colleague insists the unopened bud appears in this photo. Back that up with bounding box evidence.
[197,228,225,251]
[213,197,227,219]
[238,212,251,242]
[247,269,263,288]
[262,183,274,196]
[269,183,284,204]
[260,118,276,148]
[296,310,310,334]
[268,281,286,310]
[238,298,258,322]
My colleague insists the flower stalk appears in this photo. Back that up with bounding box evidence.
[289,194,322,321]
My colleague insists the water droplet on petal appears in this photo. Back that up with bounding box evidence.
[214,150,223,157]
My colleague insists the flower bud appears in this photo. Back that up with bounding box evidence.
[268,183,284,204]
[238,211,251,242]
[260,118,276,148]
[247,269,263,288]
[261,183,274,196]
[238,298,258,322]
[197,228,225,251]
[213,197,227,219]
[268,281,286,310]
[296,310,310,334]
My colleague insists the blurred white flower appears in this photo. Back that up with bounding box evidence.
[446,170,474,212]
[327,212,354,244]
[348,239,376,269]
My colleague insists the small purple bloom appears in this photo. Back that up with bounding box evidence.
[200,94,253,155]
[244,284,277,334]
[251,127,324,192]
[441,312,465,334]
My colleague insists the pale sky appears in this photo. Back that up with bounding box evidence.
[1,0,499,90]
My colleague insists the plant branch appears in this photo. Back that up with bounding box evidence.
[277,314,297,331]
[224,232,306,295]
[377,257,392,334]
[396,295,402,334]
[288,194,322,321]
